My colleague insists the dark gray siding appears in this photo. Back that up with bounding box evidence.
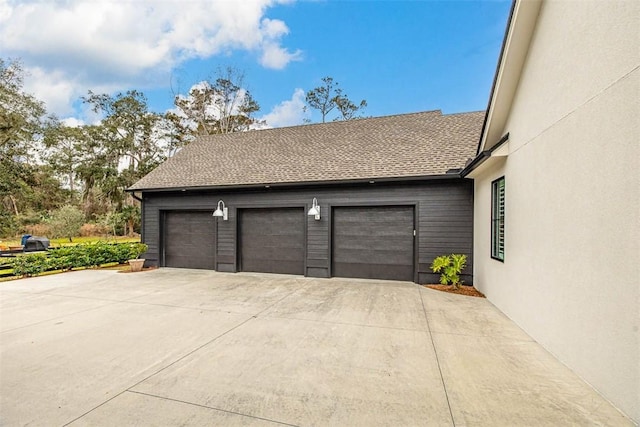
[140,179,474,284]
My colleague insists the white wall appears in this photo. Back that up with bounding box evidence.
[472,0,639,422]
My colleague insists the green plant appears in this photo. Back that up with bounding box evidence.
[430,254,467,289]
[47,205,85,242]
[127,242,148,260]
[12,253,48,277]
[9,241,148,278]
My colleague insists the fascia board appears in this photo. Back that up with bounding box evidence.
[479,0,543,153]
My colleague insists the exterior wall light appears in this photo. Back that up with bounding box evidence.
[307,198,321,220]
[213,200,228,221]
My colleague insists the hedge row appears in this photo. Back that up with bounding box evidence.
[10,242,148,277]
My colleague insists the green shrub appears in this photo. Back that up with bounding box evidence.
[12,253,48,277]
[10,241,148,277]
[430,254,467,289]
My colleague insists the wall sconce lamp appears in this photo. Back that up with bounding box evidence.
[213,200,228,221]
[307,198,321,220]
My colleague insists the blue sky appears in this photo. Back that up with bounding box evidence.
[1,0,512,127]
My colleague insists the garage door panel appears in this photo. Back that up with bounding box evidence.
[335,237,413,251]
[242,260,304,276]
[335,249,412,265]
[333,206,414,281]
[333,263,413,281]
[240,208,304,275]
[164,211,216,269]
[241,248,302,261]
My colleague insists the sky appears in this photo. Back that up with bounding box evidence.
[0,0,512,128]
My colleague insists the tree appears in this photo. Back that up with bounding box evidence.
[335,95,368,121]
[173,67,262,137]
[0,59,48,216]
[82,90,166,209]
[304,76,367,123]
[157,111,193,157]
[43,123,89,194]
[83,90,165,177]
[47,205,85,242]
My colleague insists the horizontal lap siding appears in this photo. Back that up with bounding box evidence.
[141,179,474,283]
[419,183,474,284]
[142,208,159,264]
[216,208,236,269]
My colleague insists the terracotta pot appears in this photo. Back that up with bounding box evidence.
[128,259,145,272]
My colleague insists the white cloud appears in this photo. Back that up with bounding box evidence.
[23,65,117,118]
[260,42,303,70]
[60,117,85,128]
[1,0,300,116]
[259,88,308,128]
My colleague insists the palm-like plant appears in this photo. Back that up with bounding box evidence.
[430,254,467,289]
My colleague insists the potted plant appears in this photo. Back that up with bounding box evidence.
[127,243,148,272]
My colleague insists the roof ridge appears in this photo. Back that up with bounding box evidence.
[130,108,486,191]
[203,109,485,140]
[254,109,441,132]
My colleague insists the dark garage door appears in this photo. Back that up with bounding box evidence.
[332,206,414,281]
[239,208,305,275]
[163,211,216,269]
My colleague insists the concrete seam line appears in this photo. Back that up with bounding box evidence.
[61,314,257,427]
[419,289,456,427]
[62,285,304,426]
[127,390,301,427]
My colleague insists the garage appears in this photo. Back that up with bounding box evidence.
[332,206,415,281]
[131,111,481,282]
[163,211,216,269]
[239,208,305,275]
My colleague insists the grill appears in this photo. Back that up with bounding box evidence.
[24,236,50,252]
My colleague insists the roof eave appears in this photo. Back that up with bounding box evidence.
[126,173,466,194]
[461,133,510,177]
[478,0,543,154]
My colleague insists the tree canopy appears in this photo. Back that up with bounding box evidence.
[0,58,371,239]
[172,67,262,137]
[305,76,367,123]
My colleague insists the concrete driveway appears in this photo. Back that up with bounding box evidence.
[0,269,632,426]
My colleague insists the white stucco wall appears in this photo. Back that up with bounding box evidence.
[472,0,639,422]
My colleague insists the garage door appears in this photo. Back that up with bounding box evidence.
[163,211,216,269]
[239,208,305,275]
[332,206,414,281]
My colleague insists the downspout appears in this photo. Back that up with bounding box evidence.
[129,191,143,202]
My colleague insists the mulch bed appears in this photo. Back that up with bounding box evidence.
[117,266,158,273]
[422,284,485,298]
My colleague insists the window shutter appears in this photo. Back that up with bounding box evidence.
[491,177,505,261]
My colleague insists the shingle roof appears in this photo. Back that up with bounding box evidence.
[129,110,484,191]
